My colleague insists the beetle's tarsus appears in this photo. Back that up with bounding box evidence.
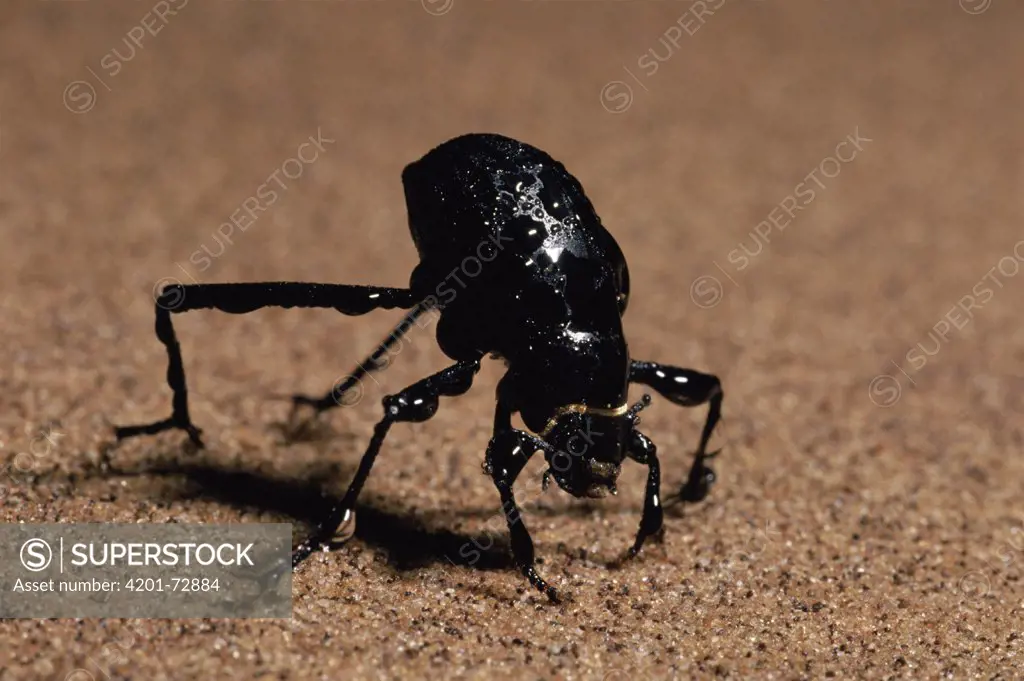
[291,534,340,568]
[522,565,558,601]
[112,416,204,449]
[289,393,336,414]
[678,447,720,502]
[184,425,204,448]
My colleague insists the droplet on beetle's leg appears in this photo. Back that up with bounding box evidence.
[331,509,357,543]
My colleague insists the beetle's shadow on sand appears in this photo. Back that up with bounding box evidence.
[112,458,517,573]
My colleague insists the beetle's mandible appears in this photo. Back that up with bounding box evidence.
[112,133,724,601]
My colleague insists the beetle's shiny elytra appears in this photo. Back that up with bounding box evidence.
[112,133,724,602]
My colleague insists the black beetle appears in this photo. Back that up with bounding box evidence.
[113,133,723,601]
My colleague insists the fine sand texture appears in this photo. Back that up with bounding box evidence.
[1,1,1023,679]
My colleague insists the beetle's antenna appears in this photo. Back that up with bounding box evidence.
[627,393,653,426]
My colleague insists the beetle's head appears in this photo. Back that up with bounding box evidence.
[540,396,652,498]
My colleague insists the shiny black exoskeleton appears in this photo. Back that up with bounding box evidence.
[112,133,724,601]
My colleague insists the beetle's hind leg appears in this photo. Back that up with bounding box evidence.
[112,282,418,448]
[286,302,432,419]
[629,361,723,503]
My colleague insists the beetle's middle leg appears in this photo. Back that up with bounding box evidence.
[292,358,480,567]
[629,360,723,503]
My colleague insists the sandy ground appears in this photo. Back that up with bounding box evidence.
[1,0,1023,679]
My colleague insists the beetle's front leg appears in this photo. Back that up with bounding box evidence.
[629,360,722,502]
[485,428,559,602]
[625,430,664,558]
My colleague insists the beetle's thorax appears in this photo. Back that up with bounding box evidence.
[508,322,630,436]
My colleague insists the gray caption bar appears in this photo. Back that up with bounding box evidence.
[0,524,292,618]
